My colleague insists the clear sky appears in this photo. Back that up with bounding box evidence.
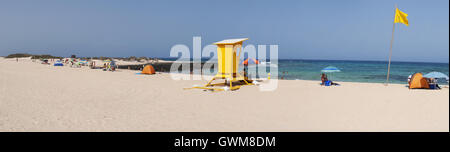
[0,0,448,63]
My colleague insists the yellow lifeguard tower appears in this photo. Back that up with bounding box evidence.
[204,38,252,90]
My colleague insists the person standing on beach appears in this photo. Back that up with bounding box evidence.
[407,74,412,85]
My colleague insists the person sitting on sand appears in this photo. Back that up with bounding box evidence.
[321,73,328,85]
[428,78,441,89]
[321,73,339,86]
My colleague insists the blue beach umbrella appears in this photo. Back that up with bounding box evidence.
[54,60,64,66]
[321,66,341,80]
[423,72,449,80]
[321,66,341,73]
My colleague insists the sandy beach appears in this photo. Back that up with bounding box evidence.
[0,57,448,132]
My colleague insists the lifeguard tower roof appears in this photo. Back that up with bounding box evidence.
[214,38,249,45]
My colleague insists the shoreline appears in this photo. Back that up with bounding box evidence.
[4,56,448,85]
[1,57,447,90]
[0,57,448,131]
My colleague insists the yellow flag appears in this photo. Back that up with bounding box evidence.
[394,8,409,26]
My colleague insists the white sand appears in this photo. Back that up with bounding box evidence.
[0,58,448,132]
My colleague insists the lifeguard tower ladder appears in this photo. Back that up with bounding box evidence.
[204,38,252,91]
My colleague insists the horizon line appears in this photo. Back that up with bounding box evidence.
[1,54,448,64]
[155,57,449,64]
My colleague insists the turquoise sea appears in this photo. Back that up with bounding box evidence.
[273,60,449,84]
[162,58,449,84]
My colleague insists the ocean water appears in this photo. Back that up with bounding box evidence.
[161,58,449,84]
[273,60,449,84]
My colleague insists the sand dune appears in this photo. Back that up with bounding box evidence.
[0,58,448,131]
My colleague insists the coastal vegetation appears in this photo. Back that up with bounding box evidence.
[5,53,160,62]
[5,53,62,59]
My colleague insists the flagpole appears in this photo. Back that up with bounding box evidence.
[385,4,397,86]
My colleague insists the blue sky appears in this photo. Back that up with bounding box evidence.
[0,0,448,62]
